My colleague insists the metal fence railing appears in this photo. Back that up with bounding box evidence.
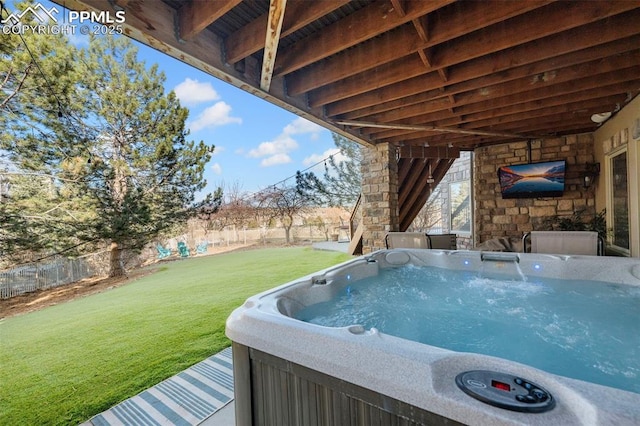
[0,251,109,300]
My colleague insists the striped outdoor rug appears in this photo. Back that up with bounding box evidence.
[83,347,234,426]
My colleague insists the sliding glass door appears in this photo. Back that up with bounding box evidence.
[608,148,630,255]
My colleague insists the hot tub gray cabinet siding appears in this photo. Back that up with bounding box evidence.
[226,250,640,426]
[232,342,464,426]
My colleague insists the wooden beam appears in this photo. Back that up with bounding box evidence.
[430,1,639,69]
[397,146,460,159]
[379,85,639,146]
[461,94,630,129]
[285,0,551,96]
[374,79,639,144]
[386,94,626,138]
[412,16,428,42]
[309,2,639,107]
[357,50,640,125]
[368,96,455,124]
[455,69,640,118]
[397,157,416,184]
[417,49,432,67]
[390,0,406,17]
[312,55,431,107]
[323,14,640,116]
[274,0,454,77]
[178,0,242,41]
[400,159,455,230]
[336,120,540,139]
[225,0,350,64]
[261,0,287,92]
[341,92,452,121]
[398,158,431,207]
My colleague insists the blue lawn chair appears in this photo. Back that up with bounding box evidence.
[196,241,209,254]
[157,244,172,259]
[177,241,190,257]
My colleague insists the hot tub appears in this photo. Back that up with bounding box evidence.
[226,250,640,425]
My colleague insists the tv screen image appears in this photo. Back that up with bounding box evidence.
[497,160,566,199]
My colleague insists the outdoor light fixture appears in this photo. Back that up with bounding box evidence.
[590,112,611,124]
[427,162,435,184]
[582,163,600,189]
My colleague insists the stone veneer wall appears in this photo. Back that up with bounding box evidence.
[361,143,399,253]
[474,134,596,245]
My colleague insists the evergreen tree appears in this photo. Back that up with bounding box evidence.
[295,133,362,208]
[0,3,83,261]
[2,33,220,276]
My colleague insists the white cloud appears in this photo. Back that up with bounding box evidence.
[174,78,220,106]
[302,148,340,166]
[245,117,325,168]
[211,163,222,175]
[303,148,341,166]
[190,102,242,132]
[283,117,323,135]
[261,154,292,167]
[248,135,298,158]
[244,118,327,168]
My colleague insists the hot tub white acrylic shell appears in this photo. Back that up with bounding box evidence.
[226,250,640,425]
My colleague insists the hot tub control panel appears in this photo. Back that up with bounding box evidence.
[455,370,555,413]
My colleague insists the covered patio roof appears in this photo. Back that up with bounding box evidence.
[56,0,640,226]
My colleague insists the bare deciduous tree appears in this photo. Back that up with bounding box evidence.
[254,185,310,244]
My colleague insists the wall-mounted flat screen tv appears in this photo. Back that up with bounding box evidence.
[497,160,566,199]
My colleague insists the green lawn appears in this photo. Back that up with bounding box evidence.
[0,246,351,425]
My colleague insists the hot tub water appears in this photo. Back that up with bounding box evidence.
[294,264,640,394]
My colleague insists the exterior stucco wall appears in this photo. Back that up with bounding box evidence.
[594,94,640,257]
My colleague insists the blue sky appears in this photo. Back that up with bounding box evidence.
[7,0,341,197]
[134,43,339,197]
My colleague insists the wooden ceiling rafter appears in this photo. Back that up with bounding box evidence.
[177,0,242,41]
[322,10,640,116]
[224,0,350,64]
[316,3,624,106]
[364,69,640,143]
[337,120,537,140]
[425,1,636,70]
[455,94,631,131]
[342,94,453,122]
[389,0,406,17]
[411,16,428,42]
[354,51,640,135]
[273,0,454,77]
[260,0,287,91]
[286,0,551,96]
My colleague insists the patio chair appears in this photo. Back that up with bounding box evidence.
[426,233,457,250]
[156,244,172,259]
[196,241,209,254]
[177,241,190,257]
[385,232,430,249]
[522,231,604,256]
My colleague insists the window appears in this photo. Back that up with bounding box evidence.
[608,148,630,254]
[450,181,471,233]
